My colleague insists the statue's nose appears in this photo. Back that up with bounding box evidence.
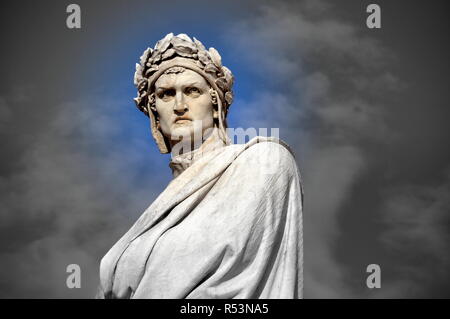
[174,91,188,112]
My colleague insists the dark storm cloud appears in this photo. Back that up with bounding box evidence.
[0,0,176,297]
[374,171,450,297]
[225,0,450,298]
[226,0,396,297]
[0,93,170,297]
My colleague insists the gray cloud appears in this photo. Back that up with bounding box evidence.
[0,93,170,298]
[224,0,449,298]
[373,168,450,297]
[225,0,397,298]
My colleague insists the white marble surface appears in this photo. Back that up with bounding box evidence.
[97,136,304,299]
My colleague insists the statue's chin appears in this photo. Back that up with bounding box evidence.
[169,127,207,148]
[170,125,193,140]
[167,124,215,151]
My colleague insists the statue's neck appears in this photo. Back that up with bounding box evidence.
[168,127,226,178]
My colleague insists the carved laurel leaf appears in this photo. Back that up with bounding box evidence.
[133,74,140,86]
[139,48,152,66]
[171,37,197,53]
[195,60,204,68]
[225,91,233,105]
[160,41,172,53]
[193,37,206,50]
[222,66,234,86]
[137,78,147,92]
[175,47,195,57]
[150,51,161,64]
[204,63,218,74]
[137,78,147,91]
[134,63,143,85]
[215,77,228,92]
[208,47,222,68]
[176,33,192,42]
[155,33,173,51]
[197,50,210,65]
[161,48,176,60]
[145,66,159,76]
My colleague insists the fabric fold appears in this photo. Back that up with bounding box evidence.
[97,136,303,299]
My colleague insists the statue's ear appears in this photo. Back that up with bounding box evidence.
[210,88,219,119]
[209,88,218,105]
[148,93,157,112]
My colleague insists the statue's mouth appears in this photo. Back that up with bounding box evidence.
[175,120,191,124]
[174,117,192,124]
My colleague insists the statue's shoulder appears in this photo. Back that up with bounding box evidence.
[243,136,296,159]
[223,136,298,173]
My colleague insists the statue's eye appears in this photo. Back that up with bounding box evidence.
[185,87,201,96]
[157,89,175,99]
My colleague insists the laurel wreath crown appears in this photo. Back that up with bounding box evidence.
[133,33,234,116]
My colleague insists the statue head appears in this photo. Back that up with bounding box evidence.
[133,33,234,153]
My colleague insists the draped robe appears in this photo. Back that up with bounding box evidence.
[97,136,304,299]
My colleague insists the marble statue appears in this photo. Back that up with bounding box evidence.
[97,33,304,299]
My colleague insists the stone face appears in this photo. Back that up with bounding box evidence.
[132,33,234,154]
[154,69,215,151]
[97,34,304,299]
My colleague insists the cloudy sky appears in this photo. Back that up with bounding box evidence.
[0,0,449,298]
